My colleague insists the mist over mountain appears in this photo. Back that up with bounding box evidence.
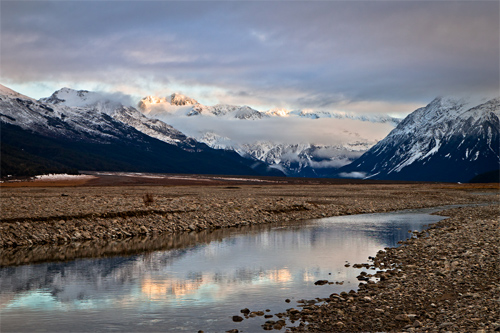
[2,84,496,182]
[0,85,283,178]
[136,93,398,176]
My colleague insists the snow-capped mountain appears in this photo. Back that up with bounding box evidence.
[264,108,294,117]
[1,87,142,144]
[40,88,203,150]
[188,104,266,119]
[198,131,371,177]
[337,97,500,182]
[137,94,398,176]
[40,87,106,107]
[138,93,198,110]
[170,93,198,106]
[139,95,266,120]
[138,94,402,123]
[0,84,283,177]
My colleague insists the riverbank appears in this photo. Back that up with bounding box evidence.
[0,183,497,259]
[262,204,498,332]
[1,182,499,331]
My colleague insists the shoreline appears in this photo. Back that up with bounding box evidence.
[0,183,498,331]
[259,204,498,332]
[1,184,498,266]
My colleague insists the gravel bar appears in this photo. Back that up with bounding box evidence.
[255,204,499,332]
[1,184,496,251]
[0,183,498,332]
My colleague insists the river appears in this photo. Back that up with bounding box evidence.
[0,207,448,332]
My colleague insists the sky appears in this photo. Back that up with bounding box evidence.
[1,0,499,117]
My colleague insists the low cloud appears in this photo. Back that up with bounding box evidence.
[147,105,395,147]
[308,159,353,169]
[98,91,136,108]
[338,171,367,179]
[310,147,364,159]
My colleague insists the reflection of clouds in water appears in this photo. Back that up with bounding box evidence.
[139,268,293,302]
[266,269,292,283]
[141,277,204,299]
[0,226,382,304]
[302,270,320,283]
[0,210,445,321]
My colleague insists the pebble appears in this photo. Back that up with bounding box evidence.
[2,184,494,254]
[1,184,498,333]
[280,205,500,332]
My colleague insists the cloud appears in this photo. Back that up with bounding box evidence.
[2,1,498,113]
[310,148,364,160]
[308,159,355,169]
[141,102,394,148]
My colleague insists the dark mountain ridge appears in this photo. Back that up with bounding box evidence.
[337,97,500,182]
[0,85,283,178]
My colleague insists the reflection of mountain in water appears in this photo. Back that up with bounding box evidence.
[0,210,445,309]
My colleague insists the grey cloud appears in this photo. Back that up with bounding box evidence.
[310,148,364,160]
[308,159,353,169]
[1,1,498,110]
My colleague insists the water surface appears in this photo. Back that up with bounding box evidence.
[0,208,447,332]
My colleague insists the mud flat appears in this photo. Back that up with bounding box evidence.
[255,204,498,332]
[0,181,498,266]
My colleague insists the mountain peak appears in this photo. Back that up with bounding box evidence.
[138,96,170,110]
[137,93,198,111]
[337,96,500,182]
[169,93,198,106]
[266,108,292,117]
[40,87,103,107]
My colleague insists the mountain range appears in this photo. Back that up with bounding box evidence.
[1,84,498,182]
[137,94,398,177]
[0,85,282,178]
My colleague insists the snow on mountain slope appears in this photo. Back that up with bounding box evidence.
[264,108,295,117]
[138,94,401,123]
[138,93,197,110]
[197,131,372,177]
[110,106,201,149]
[39,88,201,149]
[170,93,198,106]
[188,104,267,119]
[0,85,140,143]
[2,85,398,178]
[239,141,368,177]
[138,95,266,120]
[299,110,401,126]
[337,97,500,182]
[137,94,399,177]
[1,85,287,178]
[40,87,106,108]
